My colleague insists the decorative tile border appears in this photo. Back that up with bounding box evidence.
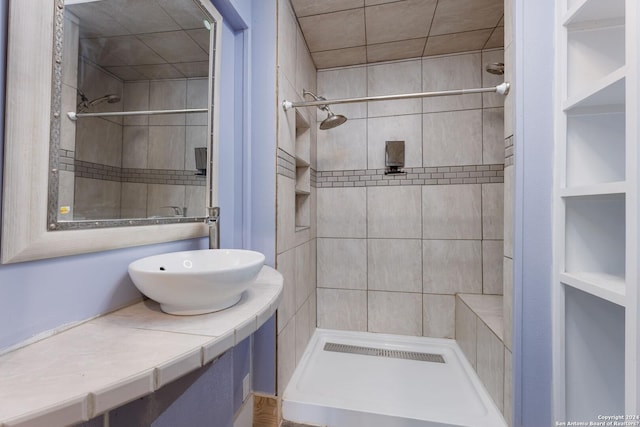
[277,148,296,180]
[315,164,504,188]
[73,159,206,186]
[505,136,514,167]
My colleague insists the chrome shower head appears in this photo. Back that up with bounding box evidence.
[303,90,348,130]
[88,94,121,107]
[320,109,347,130]
[485,62,504,75]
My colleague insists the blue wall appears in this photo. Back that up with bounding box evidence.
[512,0,554,425]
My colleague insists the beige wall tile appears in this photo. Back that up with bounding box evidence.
[146,184,185,217]
[367,38,427,64]
[277,176,296,254]
[367,186,422,238]
[483,240,504,295]
[476,321,504,412]
[367,114,422,169]
[504,346,513,426]
[296,27,317,96]
[317,187,367,238]
[317,66,367,120]
[424,30,492,57]
[429,0,503,36]
[57,170,75,221]
[294,300,311,365]
[62,15,79,88]
[423,110,483,167]
[76,118,123,167]
[317,288,367,331]
[185,126,207,170]
[149,79,186,126]
[123,81,150,126]
[504,165,514,258]
[148,126,186,170]
[503,256,513,351]
[299,9,365,52]
[367,291,422,336]
[74,178,121,220]
[277,319,296,396]
[122,126,148,169]
[318,238,367,290]
[184,185,205,217]
[278,0,298,86]
[368,59,422,117]
[422,184,481,239]
[295,240,314,310]
[277,249,296,334]
[317,118,367,170]
[292,0,363,17]
[455,296,477,368]
[483,107,505,164]
[120,182,148,218]
[61,84,78,152]
[312,47,367,69]
[423,240,482,294]
[504,44,514,139]
[482,49,505,108]
[482,183,504,240]
[423,53,482,113]
[186,78,208,126]
[368,239,422,292]
[365,0,436,45]
[423,294,455,338]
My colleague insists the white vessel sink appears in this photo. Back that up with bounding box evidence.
[128,249,265,315]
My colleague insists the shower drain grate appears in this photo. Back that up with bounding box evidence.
[323,342,445,363]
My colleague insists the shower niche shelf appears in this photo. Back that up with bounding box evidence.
[294,111,311,231]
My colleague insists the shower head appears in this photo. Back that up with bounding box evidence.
[485,62,504,75]
[88,94,121,107]
[320,109,347,130]
[303,90,348,130]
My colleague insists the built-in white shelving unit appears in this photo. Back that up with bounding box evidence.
[555,0,638,421]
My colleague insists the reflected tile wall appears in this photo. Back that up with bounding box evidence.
[315,49,505,341]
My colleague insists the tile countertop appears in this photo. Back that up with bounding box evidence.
[0,266,283,427]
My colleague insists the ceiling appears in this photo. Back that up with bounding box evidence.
[290,0,504,69]
[66,0,211,81]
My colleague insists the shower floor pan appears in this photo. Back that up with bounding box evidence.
[283,329,506,427]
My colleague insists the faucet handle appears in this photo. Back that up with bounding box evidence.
[207,207,220,219]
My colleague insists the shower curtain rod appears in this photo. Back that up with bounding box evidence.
[66,108,208,121]
[282,82,510,111]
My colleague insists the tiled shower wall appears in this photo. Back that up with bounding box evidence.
[315,50,505,338]
[65,66,207,219]
[275,0,318,397]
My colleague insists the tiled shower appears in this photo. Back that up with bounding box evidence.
[275,0,511,421]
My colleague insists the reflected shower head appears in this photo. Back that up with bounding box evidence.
[303,90,348,130]
[88,94,121,107]
[485,62,504,75]
[77,91,121,112]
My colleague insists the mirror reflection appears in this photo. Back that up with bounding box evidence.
[51,0,215,228]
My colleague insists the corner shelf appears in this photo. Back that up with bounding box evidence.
[560,272,625,306]
[563,68,625,113]
[564,0,625,27]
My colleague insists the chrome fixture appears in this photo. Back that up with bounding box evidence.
[76,90,121,112]
[282,83,511,112]
[66,108,207,121]
[205,207,220,249]
[302,90,348,130]
[162,206,187,217]
[485,63,505,75]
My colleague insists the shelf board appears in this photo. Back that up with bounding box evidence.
[560,272,625,307]
[563,0,625,28]
[563,67,625,113]
[295,157,310,167]
[295,226,310,233]
[559,181,626,197]
[295,189,310,196]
